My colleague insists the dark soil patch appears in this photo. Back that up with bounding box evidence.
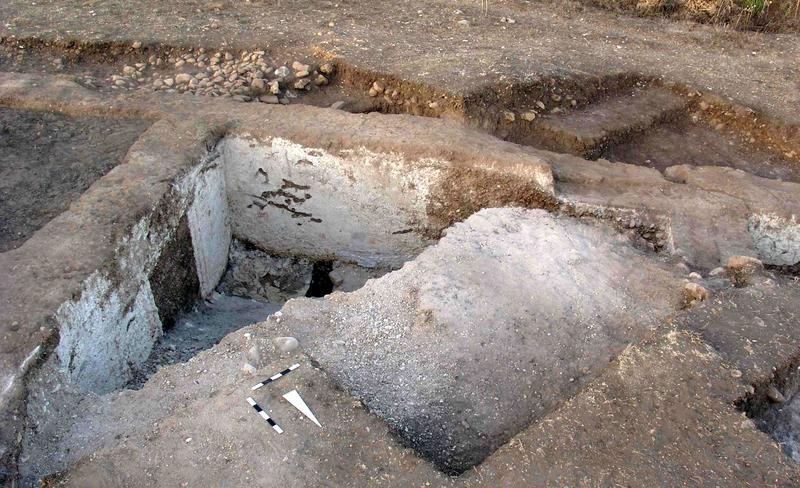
[0,107,150,252]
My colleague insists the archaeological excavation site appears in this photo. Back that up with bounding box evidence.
[0,0,799,486]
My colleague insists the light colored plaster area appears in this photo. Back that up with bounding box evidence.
[48,134,454,393]
[188,154,232,297]
[53,158,221,393]
[221,136,441,268]
[749,213,800,266]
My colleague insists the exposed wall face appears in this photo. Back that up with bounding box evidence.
[49,133,550,394]
[188,155,231,297]
[54,217,169,394]
[55,273,161,393]
[53,156,226,393]
[749,213,800,266]
[221,136,441,268]
[50,134,452,392]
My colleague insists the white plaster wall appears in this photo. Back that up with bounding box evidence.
[188,157,232,297]
[55,274,161,393]
[54,218,168,393]
[54,161,208,393]
[221,136,441,268]
[749,213,800,266]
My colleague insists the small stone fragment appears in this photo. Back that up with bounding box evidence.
[274,336,299,353]
[292,61,310,73]
[767,385,786,403]
[683,282,709,307]
[274,66,291,79]
[259,95,280,104]
[268,79,281,95]
[175,73,192,85]
[132,41,142,49]
[502,110,516,122]
[314,74,328,86]
[688,272,702,280]
[725,255,764,286]
[319,62,335,75]
[372,81,385,94]
[294,78,311,90]
[709,266,725,277]
[521,111,537,122]
[730,369,743,378]
[246,345,261,367]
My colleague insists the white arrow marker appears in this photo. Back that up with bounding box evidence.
[282,389,321,427]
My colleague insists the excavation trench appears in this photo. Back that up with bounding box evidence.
[18,132,452,481]
[50,134,442,395]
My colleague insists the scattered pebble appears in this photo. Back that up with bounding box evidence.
[242,363,257,375]
[709,266,725,277]
[767,385,786,403]
[246,345,261,366]
[725,255,764,287]
[683,282,709,307]
[275,336,299,353]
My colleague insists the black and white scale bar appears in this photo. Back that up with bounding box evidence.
[246,397,283,434]
[250,363,300,391]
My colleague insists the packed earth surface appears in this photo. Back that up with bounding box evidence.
[0,1,799,487]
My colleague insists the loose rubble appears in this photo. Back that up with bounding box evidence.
[105,48,335,103]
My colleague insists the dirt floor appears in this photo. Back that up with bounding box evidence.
[1,0,800,486]
[604,116,800,182]
[0,107,149,251]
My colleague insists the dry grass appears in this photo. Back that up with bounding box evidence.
[587,0,800,31]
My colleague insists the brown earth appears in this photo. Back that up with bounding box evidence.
[1,1,800,486]
[0,107,150,251]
